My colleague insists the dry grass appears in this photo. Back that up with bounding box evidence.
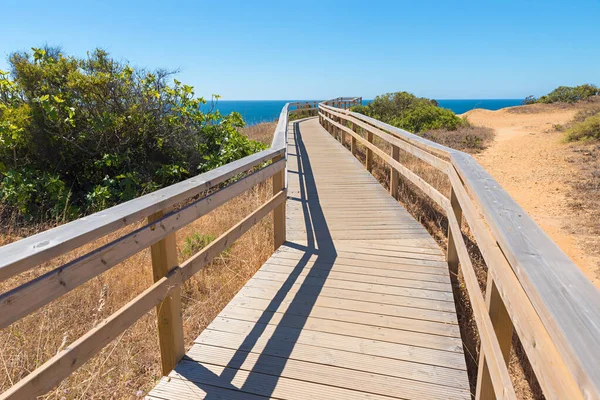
[422,125,495,153]
[240,121,278,145]
[565,143,600,262]
[337,123,542,399]
[0,122,278,398]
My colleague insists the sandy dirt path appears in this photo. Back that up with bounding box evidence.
[462,106,600,288]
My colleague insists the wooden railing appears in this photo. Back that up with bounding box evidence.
[318,103,600,400]
[288,97,362,118]
[0,105,291,399]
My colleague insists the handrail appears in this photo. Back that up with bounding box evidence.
[0,104,290,399]
[318,102,600,400]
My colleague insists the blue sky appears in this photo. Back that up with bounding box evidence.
[1,0,598,100]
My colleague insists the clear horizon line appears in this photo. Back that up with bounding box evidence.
[214,97,525,101]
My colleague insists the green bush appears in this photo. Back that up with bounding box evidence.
[182,232,218,258]
[565,113,600,142]
[536,84,599,104]
[0,47,265,222]
[350,92,465,133]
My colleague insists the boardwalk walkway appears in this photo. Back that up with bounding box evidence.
[148,117,470,399]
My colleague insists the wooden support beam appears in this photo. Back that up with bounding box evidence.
[148,208,185,376]
[351,123,357,155]
[273,154,286,250]
[476,275,514,400]
[366,130,374,172]
[446,188,462,278]
[390,145,399,199]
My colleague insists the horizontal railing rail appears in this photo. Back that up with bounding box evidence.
[287,98,361,118]
[318,102,600,400]
[0,104,291,399]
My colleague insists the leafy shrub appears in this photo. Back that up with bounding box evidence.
[522,95,537,105]
[537,84,599,104]
[565,113,600,142]
[350,92,465,133]
[182,233,217,258]
[0,47,266,222]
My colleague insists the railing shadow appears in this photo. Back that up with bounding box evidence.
[176,118,337,398]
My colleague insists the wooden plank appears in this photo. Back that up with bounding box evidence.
[235,285,459,324]
[148,208,185,375]
[270,248,449,269]
[225,296,460,337]
[261,260,451,283]
[276,243,445,261]
[167,359,422,400]
[391,144,400,198]
[476,275,514,400]
[183,344,470,399]
[192,331,469,389]
[243,277,458,313]
[366,129,374,171]
[446,188,463,279]
[149,378,269,400]
[204,318,467,369]
[252,265,452,293]
[273,153,286,250]
[218,306,462,352]
[249,270,454,302]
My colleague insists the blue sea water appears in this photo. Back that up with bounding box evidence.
[209,99,523,126]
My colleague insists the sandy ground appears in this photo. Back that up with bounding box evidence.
[462,105,600,288]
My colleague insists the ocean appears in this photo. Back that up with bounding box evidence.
[207,99,523,126]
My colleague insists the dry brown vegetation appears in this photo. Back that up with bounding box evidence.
[422,125,495,153]
[0,122,277,398]
[565,143,600,261]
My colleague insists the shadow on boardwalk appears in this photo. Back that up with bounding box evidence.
[176,119,337,398]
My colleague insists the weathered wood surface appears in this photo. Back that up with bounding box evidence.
[148,117,469,399]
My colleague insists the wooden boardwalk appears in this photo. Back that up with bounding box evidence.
[148,118,470,399]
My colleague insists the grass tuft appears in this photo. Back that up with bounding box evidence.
[564,111,600,142]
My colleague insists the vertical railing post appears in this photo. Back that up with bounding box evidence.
[476,276,514,400]
[351,123,357,155]
[446,188,463,278]
[366,130,374,172]
[148,209,185,376]
[273,154,286,250]
[340,117,346,146]
[390,145,399,199]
